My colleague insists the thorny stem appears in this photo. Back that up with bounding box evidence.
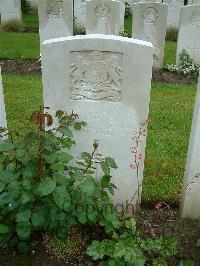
[83,141,99,175]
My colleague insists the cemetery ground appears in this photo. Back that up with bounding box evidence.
[0,11,200,266]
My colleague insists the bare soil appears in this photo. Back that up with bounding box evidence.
[0,60,198,85]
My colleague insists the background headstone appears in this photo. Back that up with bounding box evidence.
[132,2,168,68]
[38,0,73,44]
[28,0,38,9]
[188,0,200,4]
[74,0,125,31]
[41,35,153,210]
[0,0,22,24]
[176,4,200,65]
[86,0,121,35]
[0,67,7,134]
[164,0,184,29]
[181,73,200,219]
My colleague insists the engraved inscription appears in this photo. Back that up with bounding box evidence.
[142,7,159,24]
[70,51,122,102]
[81,0,86,15]
[190,10,200,27]
[95,4,110,20]
[46,0,64,18]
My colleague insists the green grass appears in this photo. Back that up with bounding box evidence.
[0,32,40,59]
[22,11,39,28]
[2,75,43,130]
[143,83,196,203]
[164,41,177,65]
[1,74,197,203]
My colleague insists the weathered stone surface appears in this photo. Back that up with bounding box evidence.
[181,74,200,219]
[38,0,73,44]
[28,0,38,9]
[0,0,21,24]
[86,0,121,35]
[41,35,153,211]
[74,0,125,31]
[177,4,200,65]
[165,0,184,29]
[132,2,168,68]
[0,67,7,133]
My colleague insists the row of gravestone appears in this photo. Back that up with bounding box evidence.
[1,0,200,69]
[28,0,200,29]
[1,37,200,219]
[37,1,200,69]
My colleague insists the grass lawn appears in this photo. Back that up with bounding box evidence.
[2,74,197,203]
[0,32,40,59]
[0,31,177,64]
[22,11,39,28]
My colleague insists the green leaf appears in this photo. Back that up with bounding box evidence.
[31,212,46,227]
[0,182,5,193]
[53,186,65,209]
[0,192,11,206]
[57,152,73,163]
[63,200,71,211]
[16,209,31,223]
[100,161,110,175]
[53,186,71,209]
[53,174,69,186]
[0,143,13,152]
[37,177,56,196]
[86,240,105,260]
[18,242,29,254]
[58,126,73,137]
[106,157,118,169]
[80,182,95,196]
[56,110,64,119]
[50,162,65,172]
[71,172,84,181]
[7,181,20,199]
[16,223,31,240]
[0,224,9,234]
[88,211,98,223]
[74,122,87,130]
[179,260,195,266]
[0,170,19,184]
[22,180,32,190]
[77,212,87,224]
[20,191,32,204]
[71,191,82,204]
[101,175,111,188]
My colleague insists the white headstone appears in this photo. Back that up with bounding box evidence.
[41,35,153,210]
[38,0,73,44]
[86,0,121,35]
[0,68,7,133]
[132,2,168,68]
[164,0,184,29]
[0,0,22,24]
[74,0,125,31]
[188,0,200,4]
[176,4,200,65]
[181,74,200,219]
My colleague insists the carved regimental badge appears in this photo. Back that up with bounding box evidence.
[70,51,122,102]
[46,0,64,18]
[142,7,159,24]
[190,10,200,27]
[95,4,111,20]
[81,0,86,15]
